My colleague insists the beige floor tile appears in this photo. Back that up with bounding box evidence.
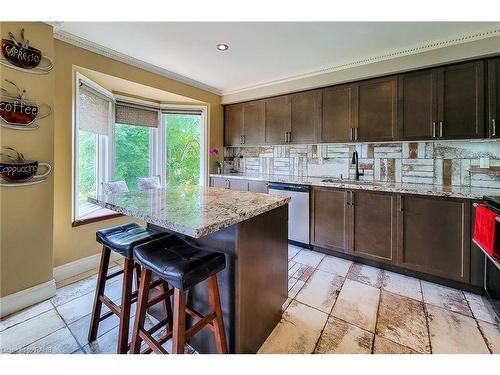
[373,335,417,354]
[331,279,380,332]
[282,298,292,310]
[288,279,305,299]
[463,291,498,324]
[347,263,384,288]
[478,321,500,354]
[427,304,489,354]
[381,271,422,301]
[0,300,53,332]
[288,277,298,291]
[67,309,124,347]
[288,262,301,277]
[317,256,353,277]
[421,281,471,316]
[296,270,344,313]
[258,301,328,354]
[314,317,373,354]
[0,309,65,353]
[56,268,99,289]
[15,327,80,354]
[288,245,301,260]
[292,249,325,268]
[376,291,430,353]
[292,264,315,282]
[51,274,100,307]
[288,260,296,270]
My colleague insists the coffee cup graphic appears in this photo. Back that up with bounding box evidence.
[0,161,51,182]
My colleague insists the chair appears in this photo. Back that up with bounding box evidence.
[136,175,161,191]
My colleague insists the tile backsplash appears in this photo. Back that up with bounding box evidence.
[224,140,500,188]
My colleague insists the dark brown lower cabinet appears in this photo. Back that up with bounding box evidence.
[350,190,397,264]
[397,194,471,283]
[311,187,349,253]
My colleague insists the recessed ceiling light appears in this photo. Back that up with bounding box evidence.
[216,43,229,52]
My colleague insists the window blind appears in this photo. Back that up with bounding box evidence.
[78,83,112,136]
[162,108,203,116]
[115,101,160,128]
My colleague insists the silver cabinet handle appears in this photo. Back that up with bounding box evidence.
[492,119,497,137]
[432,121,436,138]
[242,135,245,144]
[399,196,404,212]
[284,132,288,143]
[350,128,354,141]
[287,131,291,143]
[225,179,230,189]
[439,121,443,138]
[354,127,358,141]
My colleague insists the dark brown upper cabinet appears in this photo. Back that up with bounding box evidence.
[353,76,398,142]
[349,190,397,264]
[399,70,436,140]
[289,90,321,144]
[321,84,354,143]
[264,95,291,144]
[437,61,484,139]
[224,103,244,146]
[243,100,265,145]
[488,57,500,139]
[311,187,349,254]
[397,195,470,283]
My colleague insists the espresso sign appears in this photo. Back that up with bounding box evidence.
[0,29,53,74]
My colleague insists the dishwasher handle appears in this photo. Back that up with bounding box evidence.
[268,183,310,193]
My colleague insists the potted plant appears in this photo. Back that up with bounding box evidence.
[209,148,222,174]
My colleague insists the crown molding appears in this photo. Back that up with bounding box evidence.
[221,26,500,97]
[51,26,223,96]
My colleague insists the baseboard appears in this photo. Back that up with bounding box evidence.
[0,279,56,318]
[53,252,121,283]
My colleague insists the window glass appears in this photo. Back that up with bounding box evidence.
[77,130,97,216]
[114,123,151,190]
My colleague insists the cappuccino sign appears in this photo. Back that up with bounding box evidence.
[0,80,52,130]
[0,29,53,74]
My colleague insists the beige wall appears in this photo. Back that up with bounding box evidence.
[0,22,55,296]
[53,40,223,267]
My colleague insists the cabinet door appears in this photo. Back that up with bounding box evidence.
[228,178,249,192]
[321,85,354,143]
[248,180,268,193]
[354,76,398,142]
[437,61,484,139]
[243,101,265,145]
[397,195,471,283]
[399,70,437,140]
[289,90,321,144]
[311,187,349,253]
[350,190,397,264]
[264,95,290,144]
[211,177,228,189]
[488,58,500,138]
[224,104,244,146]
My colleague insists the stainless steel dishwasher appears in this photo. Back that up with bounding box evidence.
[268,182,310,248]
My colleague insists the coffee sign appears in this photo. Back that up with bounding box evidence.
[0,29,53,74]
[0,80,51,130]
[0,147,52,184]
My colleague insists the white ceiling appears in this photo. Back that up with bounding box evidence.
[57,22,500,95]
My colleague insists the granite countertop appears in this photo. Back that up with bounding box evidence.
[210,173,500,200]
[88,185,290,238]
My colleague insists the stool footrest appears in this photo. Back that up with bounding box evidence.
[138,328,168,354]
[99,295,121,316]
[106,268,124,280]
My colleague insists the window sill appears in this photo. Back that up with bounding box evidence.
[72,208,123,227]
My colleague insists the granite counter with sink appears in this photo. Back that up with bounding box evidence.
[210,173,500,199]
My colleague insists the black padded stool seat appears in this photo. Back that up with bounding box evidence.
[133,235,226,291]
[96,222,167,259]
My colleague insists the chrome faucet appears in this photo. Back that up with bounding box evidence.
[351,150,364,181]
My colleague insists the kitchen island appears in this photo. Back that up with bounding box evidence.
[89,185,290,354]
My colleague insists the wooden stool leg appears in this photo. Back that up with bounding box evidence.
[117,258,134,354]
[207,274,228,354]
[172,288,186,354]
[134,264,141,291]
[88,246,111,342]
[130,268,152,354]
[160,281,174,333]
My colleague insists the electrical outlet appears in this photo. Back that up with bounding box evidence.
[480,157,490,169]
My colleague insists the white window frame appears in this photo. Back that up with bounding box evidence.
[73,72,113,221]
[161,104,208,186]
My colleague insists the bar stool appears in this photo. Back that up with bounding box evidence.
[88,223,173,354]
[130,235,228,354]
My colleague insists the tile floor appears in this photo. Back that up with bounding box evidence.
[1,246,499,354]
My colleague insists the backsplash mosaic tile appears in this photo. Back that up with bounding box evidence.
[224,140,500,188]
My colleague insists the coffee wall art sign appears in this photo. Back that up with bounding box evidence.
[1,29,53,74]
[0,80,52,130]
[0,147,52,187]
